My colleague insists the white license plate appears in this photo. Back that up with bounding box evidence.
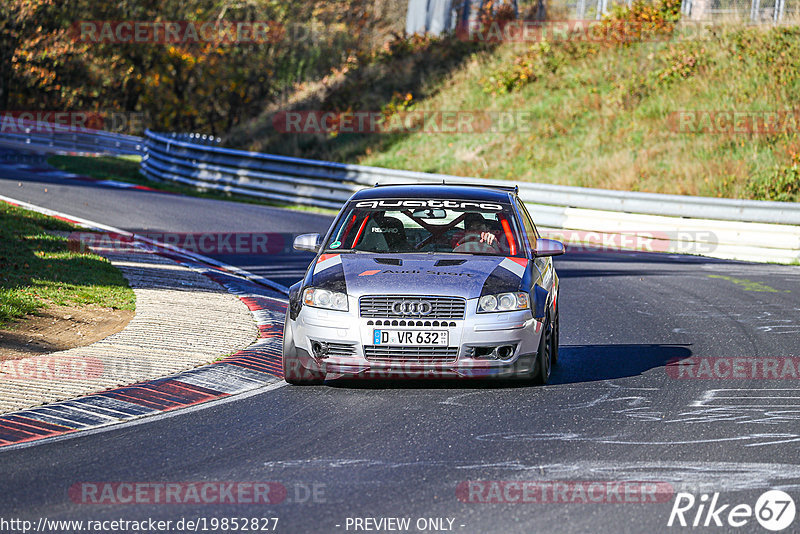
[373,330,449,346]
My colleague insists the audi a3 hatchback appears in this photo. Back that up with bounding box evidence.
[283,183,564,384]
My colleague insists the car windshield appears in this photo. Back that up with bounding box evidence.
[324,198,523,256]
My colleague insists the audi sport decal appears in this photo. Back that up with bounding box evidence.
[313,253,342,274]
[357,268,476,277]
[355,199,504,211]
[498,257,528,278]
[340,255,500,298]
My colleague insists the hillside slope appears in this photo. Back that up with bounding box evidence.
[226,2,800,201]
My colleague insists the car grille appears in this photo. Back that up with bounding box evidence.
[363,345,459,364]
[359,296,466,320]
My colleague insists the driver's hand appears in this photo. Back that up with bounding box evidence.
[480,232,496,245]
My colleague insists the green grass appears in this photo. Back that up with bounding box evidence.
[49,154,145,183]
[0,203,135,326]
[47,155,338,215]
[226,19,800,202]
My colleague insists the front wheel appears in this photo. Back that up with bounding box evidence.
[282,314,324,385]
[533,315,552,385]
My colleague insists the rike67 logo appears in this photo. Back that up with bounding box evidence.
[668,490,796,531]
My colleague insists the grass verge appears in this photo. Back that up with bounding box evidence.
[0,202,135,327]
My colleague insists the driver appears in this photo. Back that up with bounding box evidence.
[453,213,498,252]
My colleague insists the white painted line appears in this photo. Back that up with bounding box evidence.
[692,389,800,408]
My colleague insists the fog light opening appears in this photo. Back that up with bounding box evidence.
[311,341,329,359]
[496,345,514,360]
[472,345,516,361]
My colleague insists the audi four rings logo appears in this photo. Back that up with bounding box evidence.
[391,300,433,315]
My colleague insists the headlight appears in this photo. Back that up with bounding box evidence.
[303,288,349,311]
[478,292,529,313]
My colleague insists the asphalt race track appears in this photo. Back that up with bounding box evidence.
[2,160,800,533]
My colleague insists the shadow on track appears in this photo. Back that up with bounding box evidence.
[550,343,692,384]
[553,250,736,280]
[319,343,692,390]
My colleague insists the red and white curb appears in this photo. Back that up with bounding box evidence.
[0,195,291,449]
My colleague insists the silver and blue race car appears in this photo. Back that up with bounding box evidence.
[283,183,564,384]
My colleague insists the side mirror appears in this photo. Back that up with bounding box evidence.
[534,238,565,257]
[293,233,321,253]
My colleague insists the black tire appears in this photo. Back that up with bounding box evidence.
[551,301,560,366]
[282,314,324,385]
[534,314,552,385]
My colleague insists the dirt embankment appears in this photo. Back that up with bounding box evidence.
[0,304,133,360]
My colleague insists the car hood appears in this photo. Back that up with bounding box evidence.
[310,253,529,299]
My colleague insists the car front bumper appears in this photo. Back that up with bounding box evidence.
[289,299,544,380]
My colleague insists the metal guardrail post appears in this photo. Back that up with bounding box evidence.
[774,0,785,22]
[751,0,761,20]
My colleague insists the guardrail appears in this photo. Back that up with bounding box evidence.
[142,129,800,223]
[0,118,144,156]
[7,121,794,262]
[142,129,800,264]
